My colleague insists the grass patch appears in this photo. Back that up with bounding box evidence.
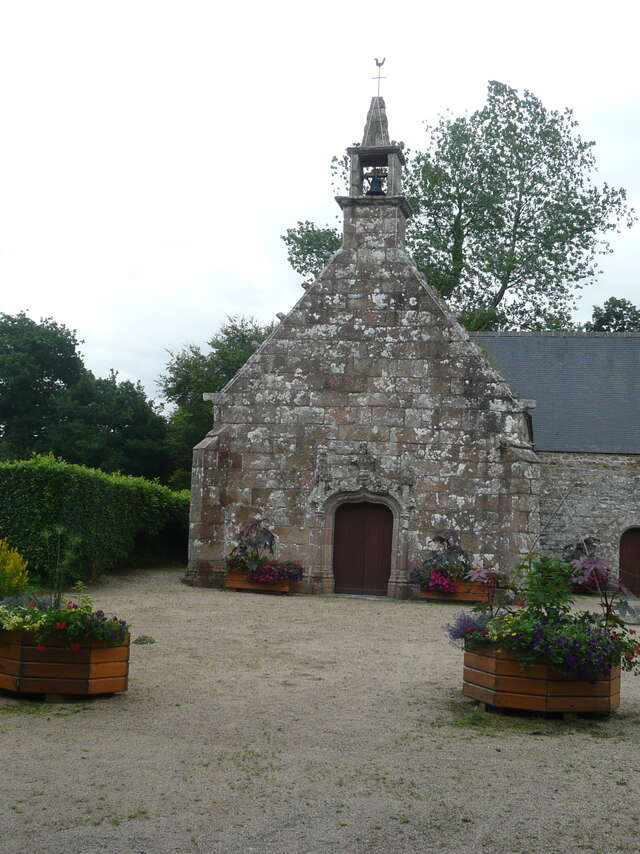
[133,634,156,645]
[430,699,619,739]
[0,699,91,717]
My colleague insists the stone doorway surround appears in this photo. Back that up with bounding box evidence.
[310,488,411,598]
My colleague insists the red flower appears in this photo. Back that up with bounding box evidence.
[635,646,640,654]
[28,602,36,609]
[629,629,637,635]
[625,653,634,661]
[70,643,81,652]
[55,622,68,630]
[36,644,46,652]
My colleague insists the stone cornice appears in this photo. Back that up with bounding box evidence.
[335,195,413,218]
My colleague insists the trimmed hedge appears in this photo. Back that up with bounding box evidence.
[0,456,190,581]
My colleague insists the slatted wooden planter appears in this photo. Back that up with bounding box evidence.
[224,569,292,594]
[463,645,620,714]
[419,581,489,603]
[0,630,129,699]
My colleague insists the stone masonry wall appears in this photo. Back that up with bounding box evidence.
[185,196,540,596]
[539,452,640,572]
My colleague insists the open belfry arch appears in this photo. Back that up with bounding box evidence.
[184,97,540,596]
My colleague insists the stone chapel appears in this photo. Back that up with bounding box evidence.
[185,98,640,597]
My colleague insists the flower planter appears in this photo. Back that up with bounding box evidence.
[224,569,292,594]
[463,645,620,714]
[419,581,489,603]
[0,630,129,698]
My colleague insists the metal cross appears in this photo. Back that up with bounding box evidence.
[372,57,386,97]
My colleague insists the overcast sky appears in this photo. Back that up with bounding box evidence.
[1,0,638,400]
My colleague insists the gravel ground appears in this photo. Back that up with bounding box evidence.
[1,568,640,854]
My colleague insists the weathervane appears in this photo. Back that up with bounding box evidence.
[372,57,386,97]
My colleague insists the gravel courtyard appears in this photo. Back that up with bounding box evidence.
[2,568,640,854]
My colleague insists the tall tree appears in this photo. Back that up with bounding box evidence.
[281,221,342,284]
[0,312,170,481]
[283,81,635,329]
[159,316,274,489]
[585,297,640,332]
[45,370,170,481]
[0,312,83,458]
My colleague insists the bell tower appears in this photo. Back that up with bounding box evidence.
[336,97,413,250]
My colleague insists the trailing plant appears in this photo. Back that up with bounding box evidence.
[0,539,29,598]
[248,560,304,584]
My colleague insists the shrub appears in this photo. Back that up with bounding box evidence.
[0,456,189,582]
[0,538,29,597]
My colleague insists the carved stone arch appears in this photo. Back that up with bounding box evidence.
[310,488,410,598]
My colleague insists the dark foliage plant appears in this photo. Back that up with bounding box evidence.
[409,529,475,592]
[225,521,305,584]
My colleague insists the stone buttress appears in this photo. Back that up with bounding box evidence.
[184,98,540,596]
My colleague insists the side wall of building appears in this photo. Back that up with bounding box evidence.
[538,452,640,570]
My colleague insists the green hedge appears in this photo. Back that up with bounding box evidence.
[0,456,190,581]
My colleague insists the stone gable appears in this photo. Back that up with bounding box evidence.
[185,98,540,595]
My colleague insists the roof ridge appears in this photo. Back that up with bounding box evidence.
[470,331,640,338]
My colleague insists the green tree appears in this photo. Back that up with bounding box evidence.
[281,220,342,284]
[45,370,170,481]
[159,316,274,489]
[0,312,171,481]
[585,296,640,332]
[0,312,83,458]
[283,81,635,330]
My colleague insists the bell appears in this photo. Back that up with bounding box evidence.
[365,175,385,196]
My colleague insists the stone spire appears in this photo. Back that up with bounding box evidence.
[362,97,390,146]
[335,98,412,249]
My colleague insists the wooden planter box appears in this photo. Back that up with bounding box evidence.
[225,569,292,594]
[463,645,620,714]
[419,581,489,603]
[0,630,129,698]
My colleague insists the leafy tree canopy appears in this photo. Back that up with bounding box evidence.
[0,312,83,458]
[282,81,635,330]
[585,296,640,332]
[159,316,274,489]
[45,370,170,482]
[0,312,169,481]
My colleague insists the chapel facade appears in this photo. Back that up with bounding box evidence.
[184,98,541,597]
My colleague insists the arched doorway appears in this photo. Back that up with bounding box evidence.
[620,528,640,595]
[333,502,393,595]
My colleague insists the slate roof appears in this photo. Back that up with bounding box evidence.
[470,332,640,454]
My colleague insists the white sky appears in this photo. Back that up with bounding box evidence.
[0,0,638,399]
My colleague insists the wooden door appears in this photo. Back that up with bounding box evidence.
[332,502,393,595]
[620,528,640,596]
